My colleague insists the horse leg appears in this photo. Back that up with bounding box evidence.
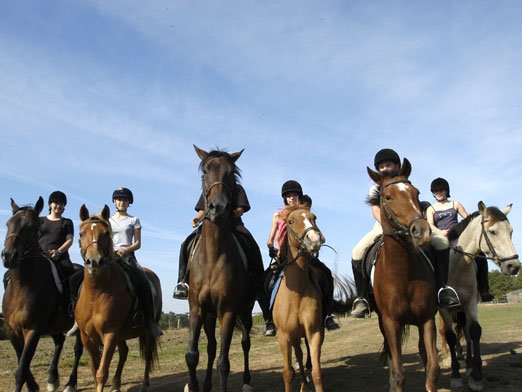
[217,311,235,392]
[47,334,65,392]
[81,333,102,391]
[381,317,405,392]
[437,313,450,364]
[307,331,324,392]
[420,319,440,392]
[64,332,84,392]
[203,317,217,392]
[277,332,294,392]
[467,321,483,391]
[185,311,204,392]
[239,312,253,391]
[293,340,307,392]
[111,340,128,392]
[97,333,119,392]
[15,329,42,392]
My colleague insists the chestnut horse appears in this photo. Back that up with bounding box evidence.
[439,202,520,391]
[184,146,256,392]
[272,205,327,392]
[76,204,162,392]
[368,159,440,392]
[1,197,83,392]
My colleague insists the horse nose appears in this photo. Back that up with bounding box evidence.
[85,259,92,267]
[1,248,16,266]
[507,261,520,275]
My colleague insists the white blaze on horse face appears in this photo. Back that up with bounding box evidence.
[395,183,418,212]
[85,222,102,272]
[301,212,322,247]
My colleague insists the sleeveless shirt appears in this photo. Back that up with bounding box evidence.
[433,201,458,231]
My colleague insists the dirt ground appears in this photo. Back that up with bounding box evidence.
[1,303,521,391]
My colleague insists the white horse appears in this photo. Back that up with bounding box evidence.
[439,201,520,391]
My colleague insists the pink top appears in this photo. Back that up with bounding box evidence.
[275,208,287,251]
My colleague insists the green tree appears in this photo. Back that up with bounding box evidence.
[488,270,522,298]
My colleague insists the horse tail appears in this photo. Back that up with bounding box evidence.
[332,274,357,314]
[378,325,411,364]
[139,333,160,372]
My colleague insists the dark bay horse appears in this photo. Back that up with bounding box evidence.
[184,145,256,392]
[439,202,520,391]
[368,159,440,392]
[272,205,327,392]
[1,197,83,392]
[76,204,162,392]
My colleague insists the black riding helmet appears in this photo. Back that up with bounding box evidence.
[430,177,450,198]
[374,148,401,170]
[48,190,67,206]
[281,180,303,204]
[302,194,312,207]
[112,187,134,204]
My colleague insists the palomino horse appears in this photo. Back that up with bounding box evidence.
[184,146,256,392]
[272,205,327,392]
[439,202,520,391]
[1,197,83,392]
[368,159,440,392]
[76,204,162,392]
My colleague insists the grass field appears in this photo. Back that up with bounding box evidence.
[1,303,521,391]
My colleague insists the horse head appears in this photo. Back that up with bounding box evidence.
[284,205,325,256]
[79,204,113,275]
[194,144,243,225]
[367,158,431,248]
[2,197,44,268]
[477,201,520,275]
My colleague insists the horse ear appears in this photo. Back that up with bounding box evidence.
[367,166,381,184]
[80,204,89,221]
[502,203,512,216]
[230,149,244,162]
[193,144,208,160]
[10,198,19,213]
[35,196,44,215]
[400,158,411,178]
[478,201,487,216]
[101,204,110,221]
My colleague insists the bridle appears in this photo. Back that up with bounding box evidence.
[284,215,323,266]
[381,180,425,238]
[3,210,41,263]
[452,216,519,265]
[80,218,112,263]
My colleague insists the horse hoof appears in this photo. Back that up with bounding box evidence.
[63,386,76,392]
[450,377,464,388]
[47,381,59,392]
[184,384,190,392]
[468,377,484,391]
[442,357,452,367]
[242,384,253,392]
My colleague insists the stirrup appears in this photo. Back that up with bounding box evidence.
[351,297,371,318]
[324,314,340,331]
[438,286,461,308]
[173,282,189,299]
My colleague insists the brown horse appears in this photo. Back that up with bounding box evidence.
[439,202,520,391]
[76,204,162,392]
[272,205,326,392]
[368,159,440,392]
[184,146,256,392]
[1,197,83,392]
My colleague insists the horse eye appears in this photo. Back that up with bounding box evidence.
[489,230,497,236]
[385,195,393,201]
[289,219,294,225]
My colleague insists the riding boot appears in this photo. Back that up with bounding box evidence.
[129,266,163,337]
[313,258,339,331]
[351,260,370,318]
[476,256,494,302]
[173,235,193,299]
[435,248,460,308]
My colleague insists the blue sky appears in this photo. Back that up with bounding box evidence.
[1,1,521,313]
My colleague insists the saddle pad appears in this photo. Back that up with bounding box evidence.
[269,270,284,310]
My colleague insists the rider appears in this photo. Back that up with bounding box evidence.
[110,187,163,337]
[426,177,494,304]
[351,148,402,318]
[38,191,76,313]
[267,181,339,332]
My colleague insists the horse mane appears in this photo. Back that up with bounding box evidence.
[199,149,242,182]
[447,207,508,241]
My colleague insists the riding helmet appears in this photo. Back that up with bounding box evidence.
[374,148,401,170]
[302,194,312,207]
[430,177,450,197]
[281,180,303,198]
[112,187,134,204]
[48,190,67,206]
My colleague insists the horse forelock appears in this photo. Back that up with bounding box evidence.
[199,149,242,181]
[485,206,508,224]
